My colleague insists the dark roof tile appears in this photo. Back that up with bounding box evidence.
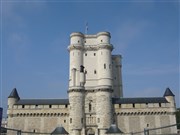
[8,88,20,99]
[163,88,175,97]
[15,99,69,105]
[106,124,123,134]
[51,127,69,134]
[112,97,168,104]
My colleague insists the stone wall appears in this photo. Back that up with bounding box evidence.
[115,103,177,134]
[7,104,69,135]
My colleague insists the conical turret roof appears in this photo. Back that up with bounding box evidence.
[106,124,123,134]
[51,126,69,135]
[163,88,175,97]
[8,88,20,99]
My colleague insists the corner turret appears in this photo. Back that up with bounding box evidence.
[8,88,20,109]
[163,87,176,112]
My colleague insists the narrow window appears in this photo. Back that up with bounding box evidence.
[33,129,36,133]
[119,104,121,108]
[84,41,86,43]
[147,124,149,127]
[85,53,87,56]
[104,64,106,69]
[64,120,66,123]
[78,40,80,43]
[133,104,135,108]
[94,53,96,56]
[159,103,161,107]
[101,40,103,42]
[94,70,96,74]
[70,118,72,123]
[81,118,83,123]
[89,103,92,112]
[22,105,25,108]
[65,104,68,108]
[146,103,148,107]
[49,105,52,108]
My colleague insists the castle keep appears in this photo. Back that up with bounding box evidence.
[7,32,177,135]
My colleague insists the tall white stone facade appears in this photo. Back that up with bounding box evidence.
[6,32,177,135]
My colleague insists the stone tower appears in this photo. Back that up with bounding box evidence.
[68,32,122,135]
[7,88,20,115]
[68,32,86,135]
[163,88,176,113]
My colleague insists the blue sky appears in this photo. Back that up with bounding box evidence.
[0,0,179,116]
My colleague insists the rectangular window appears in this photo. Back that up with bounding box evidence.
[94,53,96,56]
[22,105,25,108]
[81,118,83,123]
[133,104,135,108]
[119,104,121,108]
[159,103,161,107]
[64,120,66,123]
[98,118,100,123]
[85,53,87,56]
[49,105,52,108]
[94,70,96,74]
[109,64,111,69]
[104,64,106,69]
[70,118,72,123]
[65,104,68,108]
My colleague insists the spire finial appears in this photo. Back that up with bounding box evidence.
[85,22,88,34]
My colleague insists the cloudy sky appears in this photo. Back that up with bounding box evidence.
[0,0,179,116]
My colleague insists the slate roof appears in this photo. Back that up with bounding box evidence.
[8,88,20,99]
[15,99,69,105]
[112,97,168,104]
[106,124,123,134]
[51,127,69,135]
[163,88,175,97]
